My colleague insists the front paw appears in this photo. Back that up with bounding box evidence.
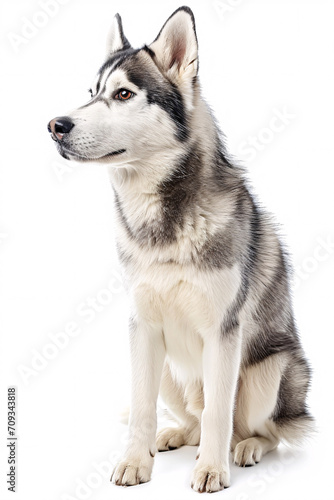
[191,463,230,493]
[111,452,154,487]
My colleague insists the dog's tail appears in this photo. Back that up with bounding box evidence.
[271,353,317,446]
[274,414,317,447]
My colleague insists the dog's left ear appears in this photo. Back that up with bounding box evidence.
[149,7,198,83]
[105,14,131,58]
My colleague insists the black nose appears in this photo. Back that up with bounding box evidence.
[48,116,74,140]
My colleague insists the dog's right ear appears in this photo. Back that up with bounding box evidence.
[105,14,131,58]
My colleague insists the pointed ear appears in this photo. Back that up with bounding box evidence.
[149,7,198,83]
[105,14,131,58]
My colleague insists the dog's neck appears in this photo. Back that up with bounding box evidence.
[108,95,219,196]
[107,94,240,248]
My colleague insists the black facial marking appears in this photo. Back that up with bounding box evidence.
[78,49,141,110]
[123,54,188,142]
[98,48,140,81]
[104,50,143,81]
[82,47,189,141]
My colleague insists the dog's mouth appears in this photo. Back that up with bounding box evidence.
[48,120,126,162]
[57,145,126,162]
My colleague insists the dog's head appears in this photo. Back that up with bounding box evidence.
[48,7,198,165]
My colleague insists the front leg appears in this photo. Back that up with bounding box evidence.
[111,316,165,486]
[191,327,242,493]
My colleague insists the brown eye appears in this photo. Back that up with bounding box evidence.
[115,89,133,101]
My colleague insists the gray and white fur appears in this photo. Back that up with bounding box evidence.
[48,6,314,493]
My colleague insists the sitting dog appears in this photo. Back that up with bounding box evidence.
[48,6,314,493]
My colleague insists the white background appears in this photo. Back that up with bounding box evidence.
[1,0,333,499]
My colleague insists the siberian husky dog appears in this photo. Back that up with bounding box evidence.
[48,6,314,493]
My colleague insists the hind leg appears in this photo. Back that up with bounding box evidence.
[233,355,284,466]
[156,361,202,451]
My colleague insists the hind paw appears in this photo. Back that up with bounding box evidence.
[156,427,185,451]
[233,437,263,467]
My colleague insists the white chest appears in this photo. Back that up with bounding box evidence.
[128,261,241,383]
